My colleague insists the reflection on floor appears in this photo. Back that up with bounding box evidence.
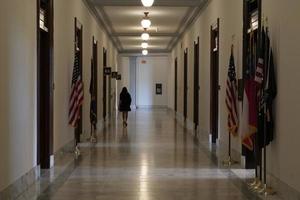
[18,109,281,200]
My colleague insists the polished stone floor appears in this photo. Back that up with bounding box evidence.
[32,109,266,200]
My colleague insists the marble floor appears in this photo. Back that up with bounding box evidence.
[31,109,268,200]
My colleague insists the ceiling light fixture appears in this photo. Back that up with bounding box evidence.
[141,42,148,49]
[141,12,151,29]
[141,0,154,7]
[141,31,150,41]
[142,49,148,55]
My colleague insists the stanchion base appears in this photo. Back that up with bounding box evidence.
[251,181,264,192]
[248,178,259,187]
[90,136,97,143]
[222,156,239,167]
[74,146,81,158]
[258,185,276,196]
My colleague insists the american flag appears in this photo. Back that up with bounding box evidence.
[69,51,84,127]
[225,47,239,136]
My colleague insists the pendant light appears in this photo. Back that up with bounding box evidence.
[141,29,150,41]
[142,49,148,55]
[141,0,154,7]
[141,42,148,49]
[141,12,151,29]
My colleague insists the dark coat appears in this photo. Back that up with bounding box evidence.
[119,91,131,112]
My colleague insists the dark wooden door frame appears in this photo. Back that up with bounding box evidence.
[210,18,220,144]
[103,48,107,120]
[242,0,262,169]
[183,49,188,120]
[193,37,200,130]
[174,58,178,112]
[92,37,98,122]
[74,18,83,144]
[37,0,54,169]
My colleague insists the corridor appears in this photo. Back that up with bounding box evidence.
[34,109,258,200]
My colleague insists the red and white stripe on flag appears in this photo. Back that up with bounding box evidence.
[69,78,84,127]
[225,53,239,136]
[226,79,239,136]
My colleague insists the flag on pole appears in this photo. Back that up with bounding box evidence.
[69,51,84,127]
[264,49,277,146]
[256,27,268,148]
[225,45,239,136]
[241,33,257,151]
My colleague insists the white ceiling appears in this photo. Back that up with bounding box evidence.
[84,0,208,54]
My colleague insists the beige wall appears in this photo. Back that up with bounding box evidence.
[136,56,170,107]
[54,0,118,150]
[0,0,37,191]
[263,0,300,192]
[0,0,118,191]
[171,0,300,193]
[172,0,243,145]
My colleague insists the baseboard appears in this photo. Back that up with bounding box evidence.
[0,166,40,200]
[267,173,300,199]
[54,139,75,158]
[136,105,168,109]
[97,118,105,131]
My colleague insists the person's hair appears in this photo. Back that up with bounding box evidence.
[121,87,128,94]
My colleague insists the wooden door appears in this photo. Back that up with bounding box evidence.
[174,58,178,112]
[183,49,188,120]
[74,18,83,144]
[193,37,200,130]
[103,48,107,120]
[37,0,53,169]
[210,19,220,143]
[92,37,98,122]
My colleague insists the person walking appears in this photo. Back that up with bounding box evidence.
[119,87,131,127]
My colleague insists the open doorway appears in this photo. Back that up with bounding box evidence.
[37,0,54,169]
[210,19,220,144]
[193,37,200,130]
[183,49,188,120]
[242,0,262,169]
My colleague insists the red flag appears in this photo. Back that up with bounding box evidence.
[241,79,257,150]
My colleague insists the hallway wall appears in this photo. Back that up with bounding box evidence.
[263,0,300,193]
[172,0,243,148]
[54,0,118,151]
[136,56,170,107]
[0,0,118,191]
[0,0,37,191]
[171,0,300,194]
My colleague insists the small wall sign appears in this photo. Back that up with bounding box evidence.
[104,67,111,75]
[117,74,122,80]
[111,71,118,79]
[156,83,162,95]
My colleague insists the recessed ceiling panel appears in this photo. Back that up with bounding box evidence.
[87,0,207,53]
[101,6,190,34]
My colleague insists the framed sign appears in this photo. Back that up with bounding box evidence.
[117,74,122,80]
[104,67,111,75]
[156,83,162,95]
[111,71,118,79]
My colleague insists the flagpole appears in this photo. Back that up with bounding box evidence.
[259,22,275,196]
[223,43,238,167]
